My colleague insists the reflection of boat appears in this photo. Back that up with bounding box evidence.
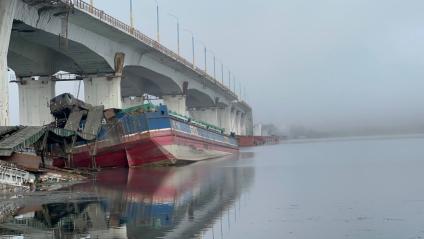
[1,155,254,238]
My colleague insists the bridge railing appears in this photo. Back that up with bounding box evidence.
[62,0,239,100]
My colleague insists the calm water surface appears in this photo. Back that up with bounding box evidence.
[2,136,424,238]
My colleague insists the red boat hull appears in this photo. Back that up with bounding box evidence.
[237,135,281,147]
[53,129,238,169]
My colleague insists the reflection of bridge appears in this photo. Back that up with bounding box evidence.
[0,155,255,238]
[0,0,253,135]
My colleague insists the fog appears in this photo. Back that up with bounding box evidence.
[8,0,424,134]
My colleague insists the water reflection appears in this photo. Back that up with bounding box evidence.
[0,154,255,239]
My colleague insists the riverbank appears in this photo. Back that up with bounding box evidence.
[0,159,89,192]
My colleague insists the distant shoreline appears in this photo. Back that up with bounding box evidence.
[283,133,424,144]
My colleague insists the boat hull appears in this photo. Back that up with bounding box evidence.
[53,129,238,169]
[125,129,237,167]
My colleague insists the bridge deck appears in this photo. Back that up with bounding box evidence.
[61,0,240,100]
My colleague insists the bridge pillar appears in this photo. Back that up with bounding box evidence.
[230,108,238,134]
[0,0,17,126]
[84,76,122,109]
[221,107,236,135]
[163,95,187,116]
[241,113,248,135]
[189,108,220,127]
[245,111,254,135]
[235,111,242,135]
[239,112,245,135]
[18,77,55,126]
[238,113,245,136]
[218,107,231,134]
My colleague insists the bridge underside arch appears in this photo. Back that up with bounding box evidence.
[215,100,229,109]
[8,20,113,77]
[122,65,182,98]
[187,89,216,109]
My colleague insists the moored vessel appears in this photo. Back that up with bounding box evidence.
[48,94,238,169]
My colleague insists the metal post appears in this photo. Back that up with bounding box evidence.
[239,82,242,98]
[89,0,94,13]
[183,29,195,67]
[228,71,231,89]
[233,76,236,93]
[169,14,180,55]
[244,85,246,100]
[130,0,134,28]
[192,35,195,66]
[207,49,216,79]
[204,46,207,72]
[198,40,207,72]
[213,55,216,79]
[221,63,224,84]
[177,22,180,55]
[156,0,160,42]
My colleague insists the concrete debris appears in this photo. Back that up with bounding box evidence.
[37,169,86,191]
[0,94,100,192]
[38,171,85,183]
[50,93,103,140]
[50,93,92,121]
[0,201,19,223]
[0,161,35,190]
[0,159,86,192]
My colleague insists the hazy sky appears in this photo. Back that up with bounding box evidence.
[9,0,424,130]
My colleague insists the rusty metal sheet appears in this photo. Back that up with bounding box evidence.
[64,111,84,131]
[3,152,41,172]
[81,106,104,141]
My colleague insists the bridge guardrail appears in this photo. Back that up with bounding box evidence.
[62,0,239,100]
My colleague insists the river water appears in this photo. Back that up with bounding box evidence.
[1,136,424,238]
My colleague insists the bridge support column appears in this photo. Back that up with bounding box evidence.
[228,108,234,134]
[235,111,241,135]
[0,0,17,126]
[18,77,55,126]
[163,95,187,116]
[239,113,245,136]
[245,111,253,135]
[223,107,237,135]
[84,76,122,109]
[239,113,244,135]
[189,108,220,127]
[218,107,231,134]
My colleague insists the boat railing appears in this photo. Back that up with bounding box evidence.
[168,111,225,134]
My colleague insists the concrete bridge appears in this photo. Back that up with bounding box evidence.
[0,0,253,135]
